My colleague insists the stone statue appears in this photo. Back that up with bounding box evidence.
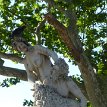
[11,36,87,107]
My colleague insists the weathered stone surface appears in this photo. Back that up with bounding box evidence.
[33,82,80,107]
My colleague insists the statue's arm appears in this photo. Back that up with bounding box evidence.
[35,45,58,62]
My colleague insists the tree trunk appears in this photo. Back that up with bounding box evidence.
[45,13,107,107]
[77,53,107,107]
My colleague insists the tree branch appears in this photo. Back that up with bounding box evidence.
[0,53,26,80]
[43,0,83,55]
[0,66,27,81]
[35,19,46,35]
[35,19,46,44]
[44,13,81,62]
[0,52,24,64]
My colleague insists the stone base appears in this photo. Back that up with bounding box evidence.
[33,82,80,107]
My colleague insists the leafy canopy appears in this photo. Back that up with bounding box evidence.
[0,0,107,75]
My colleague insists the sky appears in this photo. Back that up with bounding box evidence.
[0,59,33,107]
[0,57,80,107]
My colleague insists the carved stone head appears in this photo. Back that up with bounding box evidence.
[9,26,30,52]
[11,37,30,52]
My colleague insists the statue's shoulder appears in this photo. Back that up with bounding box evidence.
[34,45,47,52]
[33,45,40,51]
[34,45,43,49]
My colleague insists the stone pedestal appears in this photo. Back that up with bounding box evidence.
[33,82,80,107]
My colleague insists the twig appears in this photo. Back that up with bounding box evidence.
[35,19,46,44]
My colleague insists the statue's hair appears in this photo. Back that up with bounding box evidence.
[11,37,30,51]
[50,58,69,81]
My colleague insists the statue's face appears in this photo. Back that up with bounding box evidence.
[12,41,28,53]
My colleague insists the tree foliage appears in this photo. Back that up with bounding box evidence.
[0,0,107,106]
[0,0,106,74]
[0,77,20,87]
